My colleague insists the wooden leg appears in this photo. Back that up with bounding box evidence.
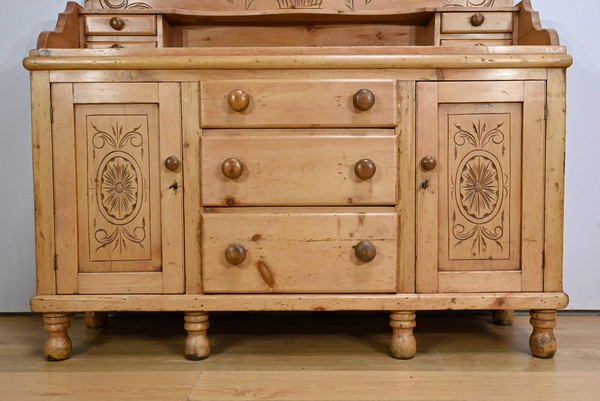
[43,313,72,361]
[529,309,558,358]
[389,311,416,359]
[85,312,109,328]
[184,312,210,360]
[491,310,515,326]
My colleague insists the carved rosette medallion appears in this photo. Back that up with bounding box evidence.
[97,153,143,225]
[449,117,509,259]
[87,118,150,259]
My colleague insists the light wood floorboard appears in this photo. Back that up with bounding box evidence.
[0,313,598,400]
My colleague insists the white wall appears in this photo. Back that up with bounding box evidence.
[0,0,597,311]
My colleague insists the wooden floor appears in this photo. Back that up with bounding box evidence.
[0,312,599,401]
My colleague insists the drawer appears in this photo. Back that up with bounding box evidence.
[201,208,398,293]
[84,15,157,36]
[441,39,513,47]
[441,12,513,34]
[85,37,157,49]
[201,130,397,206]
[200,80,397,128]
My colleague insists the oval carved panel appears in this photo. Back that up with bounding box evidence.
[97,151,144,226]
[455,150,503,225]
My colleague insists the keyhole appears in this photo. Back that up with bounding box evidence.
[421,180,430,190]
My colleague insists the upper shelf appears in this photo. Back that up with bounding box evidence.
[37,1,560,50]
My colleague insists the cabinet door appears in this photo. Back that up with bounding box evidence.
[52,83,184,294]
[417,81,546,293]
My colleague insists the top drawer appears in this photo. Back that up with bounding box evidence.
[200,80,397,128]
[84,15,157,36]
[441,12,513,34]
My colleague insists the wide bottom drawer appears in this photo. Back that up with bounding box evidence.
[202,208,398,293]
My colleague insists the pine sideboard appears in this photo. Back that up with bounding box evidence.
[25,0,571,361]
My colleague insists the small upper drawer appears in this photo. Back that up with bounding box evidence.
[202,208,398,293]
[200,80,397,128]
[441,12,513,34]
[201,130,397,206]
[84,15,157,36]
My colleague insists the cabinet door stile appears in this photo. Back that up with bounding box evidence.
[52,83,79,294]
[159,83,185,294]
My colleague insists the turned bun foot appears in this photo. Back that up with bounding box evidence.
[85,312,109,328]
[529,309,558,358]
[389,311,417,359]
[43,313,72,361]
[184,312,210,360]
[492,310,515,326]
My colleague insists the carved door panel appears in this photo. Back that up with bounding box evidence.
[52,83,184,294]
[417,81,546,293]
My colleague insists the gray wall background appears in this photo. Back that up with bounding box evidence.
[1,0,598,311]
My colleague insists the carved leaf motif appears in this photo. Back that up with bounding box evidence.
[100,0,152,9]
[443,0,496,7]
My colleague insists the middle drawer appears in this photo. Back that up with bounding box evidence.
[201,130,398,206]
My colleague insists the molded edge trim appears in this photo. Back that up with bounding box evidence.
[31,292,569,312]
[24,54,573,70]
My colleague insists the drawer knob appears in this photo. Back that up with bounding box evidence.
[109,17,126,31]
[222,158,244,179]
[225,244,247,266]
[227,89,250,112]
[355,240,376,263]
[164,156,181,172]
[420,156,437,172]
[353,89,376,111]
[354,159,377,180]
[111,44,123,49]
[470,13,485,27]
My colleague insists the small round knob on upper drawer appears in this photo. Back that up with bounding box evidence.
[164,156,181,172]
[225,244,247,266]
[227,89,250,112]
[354,159,377,180]
[111,44,124,49]
[353,89,376,111]
[222,158,244,179]
[109,17,126,31]
[355,240,376,263]
[420,156,437,172]
[470,13,485,27]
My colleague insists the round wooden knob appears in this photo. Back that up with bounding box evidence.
[420,156,437,172]
[109,17,126,31]
[470,13,485,27]
[353,89,376,111]
[227,89,250,112]
[222,158,244,179]
[111,44,123,49]
[225,244,247,266]
[354,159,376,180]
[164,156,181,172]
[355,241,376,263]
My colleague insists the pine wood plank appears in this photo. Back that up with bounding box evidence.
[544,69,567,292]
[441,12,514,34]
[51,83,78,295]
[181,82,203,294]
[438,271,522,293]
[30,71,56,295]
[72,82,159,103]
[78,272,164,294]
[159,83,185,294]
[397,81,415,293]
[415,82,438,294]
[200,79,397,128]
[29,292,569,312]
[521,81,546,291]
[201,130,397,206]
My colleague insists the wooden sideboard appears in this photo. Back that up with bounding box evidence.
[25,0,570,361]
